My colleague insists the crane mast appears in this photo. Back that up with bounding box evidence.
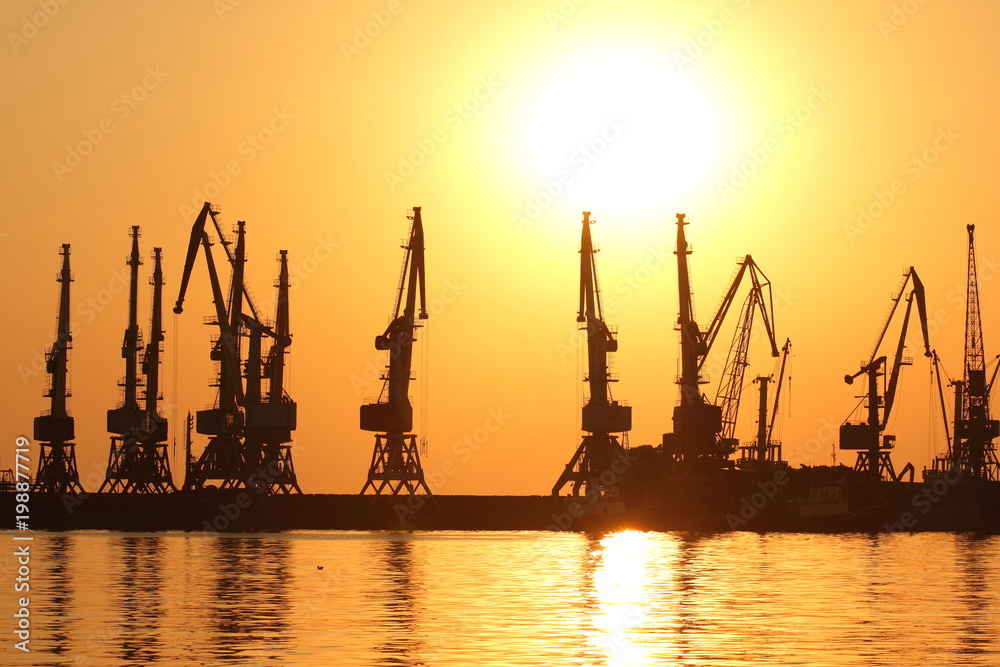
[954,225,1000,479]
[360,207,432,496]
[144,247,168,441]
[553,212,632,497]
[738,338,792,468]
[32,244,84,493]
[103,230,175,493]
[840,267,930,480]
[243,249,300,494]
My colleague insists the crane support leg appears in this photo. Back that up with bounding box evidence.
[361,433,432,496]
[100,436,176,493]
[552,434,627,497]
[33,443,83,494]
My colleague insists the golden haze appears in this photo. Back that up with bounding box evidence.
[2,1,998,493]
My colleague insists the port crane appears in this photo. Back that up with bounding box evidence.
[713,262,780,457]
[929,225,1000,480]
[839,266,930,481]
[552,212,632,497]
[32,244,84,493]
[242,250,300,493]
[360,207,431,495]
[102,228,175,492]
[174,202,299,492]
[662,213,778,465]
[737,338,792,468]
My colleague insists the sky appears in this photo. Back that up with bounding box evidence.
[2,0,999,495]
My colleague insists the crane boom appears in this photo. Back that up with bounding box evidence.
[579,212,619,410]
[714,259,780,446]
[840,266,930,480]
[107,228,144,436]
[665,214,779,463]
[361,207,432,496]
[767,339,791,443]
[122,226,142,411]
[554,212,631,497]
[32,244,83,493]
[143,247,167,439]
[375,207,427,410]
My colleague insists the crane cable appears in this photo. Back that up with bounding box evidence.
[421,321,429,458]
[172,311,179,481]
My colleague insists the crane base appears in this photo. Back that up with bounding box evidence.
[99,435,177,494]
[244,438,302,494]
[360,433,431,496]
[32,442,84,494]
[552,433,628,497]
[853,450,897,481]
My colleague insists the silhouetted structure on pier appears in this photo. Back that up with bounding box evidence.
[102,228,176,493]
[360,207,431,496]
[33,244,83,494]
[553,212,631,498]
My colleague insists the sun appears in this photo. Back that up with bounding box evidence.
[514,44,730,222]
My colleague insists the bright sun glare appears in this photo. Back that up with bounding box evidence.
[518,47,728,220]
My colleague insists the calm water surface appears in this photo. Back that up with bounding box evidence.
[1,530,998,666]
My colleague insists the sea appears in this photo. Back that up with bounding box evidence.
[1,530,998,666]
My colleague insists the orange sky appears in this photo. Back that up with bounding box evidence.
[2,1,999,494]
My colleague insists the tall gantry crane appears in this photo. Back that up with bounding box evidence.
[360,207,431,496]
[174,202,299,492]
[552,212,632,497]
[103,228,175,492]
[32,244,84,493]
[662,213,778,465]
[839,267,930,481]
[951,225,1000,479]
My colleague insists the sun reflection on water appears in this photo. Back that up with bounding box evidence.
[586,530,669,667]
